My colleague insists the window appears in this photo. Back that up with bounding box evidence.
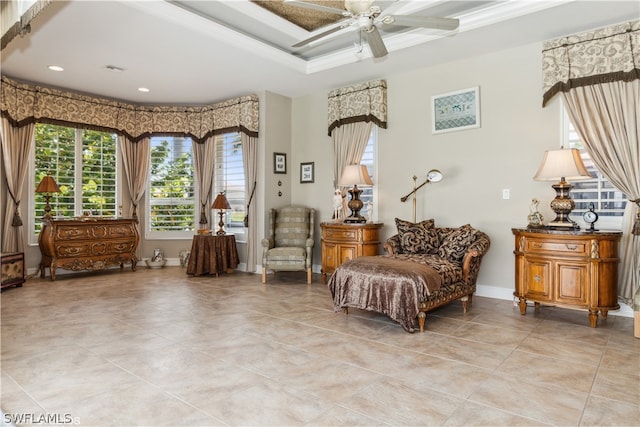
[146,133,247,240]
[31,124,118,240]
[214,132,246,241]
[147,136,195,238]
[562,110,627,229]
[359,126,378,220]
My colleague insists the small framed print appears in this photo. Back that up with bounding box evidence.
[273,152,286,174]
[300,162,314,183]
[431,86,480,134]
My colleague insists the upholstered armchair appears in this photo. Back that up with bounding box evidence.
[262,206,315,284]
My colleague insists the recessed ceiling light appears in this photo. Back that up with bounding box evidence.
[105,65,124,72]
[138,87,150,93]
[47,65,64,72]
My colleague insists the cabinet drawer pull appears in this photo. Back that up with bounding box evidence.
[531,242,543,248]
[566,244,578,250]
[533,275,541,282]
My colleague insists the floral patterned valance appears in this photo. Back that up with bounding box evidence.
[0,75,259,142]
[542,20,640,107]
[327,79,387,136]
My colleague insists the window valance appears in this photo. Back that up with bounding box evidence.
[542,20,640,107]
[327,79,387,136]
[0,75,259,142]
[1,0,53,51]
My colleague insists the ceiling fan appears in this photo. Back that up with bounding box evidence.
[285,0,460,58]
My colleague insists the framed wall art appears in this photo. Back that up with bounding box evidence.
[431,86,480,134]
[273,152,286,174]
[300,162,314,183]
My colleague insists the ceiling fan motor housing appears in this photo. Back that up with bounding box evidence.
[345,0,375,15]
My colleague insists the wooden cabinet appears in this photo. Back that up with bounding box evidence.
[1,252,25,289]
[39,218,139,280]
[320,222,383,283]
[512,228,621,327]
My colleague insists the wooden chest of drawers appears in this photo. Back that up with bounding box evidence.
[39,218,139,280]
[512,228,621,327]
[320,222,383,283]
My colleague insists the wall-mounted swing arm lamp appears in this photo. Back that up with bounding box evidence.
[400,169,443,222]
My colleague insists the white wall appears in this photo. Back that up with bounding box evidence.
[262,91,293,213]
[290,41,566,296]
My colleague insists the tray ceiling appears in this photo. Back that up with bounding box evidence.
[1,0,637,104]
[252,0,345,31]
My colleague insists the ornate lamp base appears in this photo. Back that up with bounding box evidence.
[344,185,366,223]
[547,180,580,229]
[216,210,226,235]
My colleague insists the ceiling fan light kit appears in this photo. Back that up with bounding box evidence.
[286,0,460,59]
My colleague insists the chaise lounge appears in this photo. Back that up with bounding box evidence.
[328,219,491,332]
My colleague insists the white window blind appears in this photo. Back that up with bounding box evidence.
[359,127,377,221]
[148,136,195,237]
[214,132,246,240]
[32,124,117,239]
[81,130,117,217]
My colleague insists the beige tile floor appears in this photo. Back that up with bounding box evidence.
[1,267,638,426]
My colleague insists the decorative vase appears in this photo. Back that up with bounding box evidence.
[527,198,544,228]
[179,250,190,268]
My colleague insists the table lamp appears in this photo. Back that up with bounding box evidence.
[533,147,590,229]
[212,192,231,235]
[35,173,61,219]
[339,164,373,223]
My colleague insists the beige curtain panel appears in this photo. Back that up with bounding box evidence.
[193,136,216,226]
[327,79,387,136]
[0,75,259,142]
[542,20,640,303]
[541,20,639,107]
[0,117,34,252]
[119,135,151,222]
[332,121,374,218]
[242,133,259,272]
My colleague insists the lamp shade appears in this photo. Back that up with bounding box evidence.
[533,148,590,181]
[35,174,61,193]
[339,164,373,187]
[211,192,231,210]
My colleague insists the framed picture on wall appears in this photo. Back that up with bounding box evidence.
[274,152,287,174]
[300,162,314,183]
[431,86,480,134]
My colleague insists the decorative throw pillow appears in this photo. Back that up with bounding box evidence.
[395,218,439,254]
[437,224,478,263]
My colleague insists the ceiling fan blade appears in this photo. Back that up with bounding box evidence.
[283,0,349,16]
[292,21,352,47]
[384,15,459,31]
[364,26,388,58]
